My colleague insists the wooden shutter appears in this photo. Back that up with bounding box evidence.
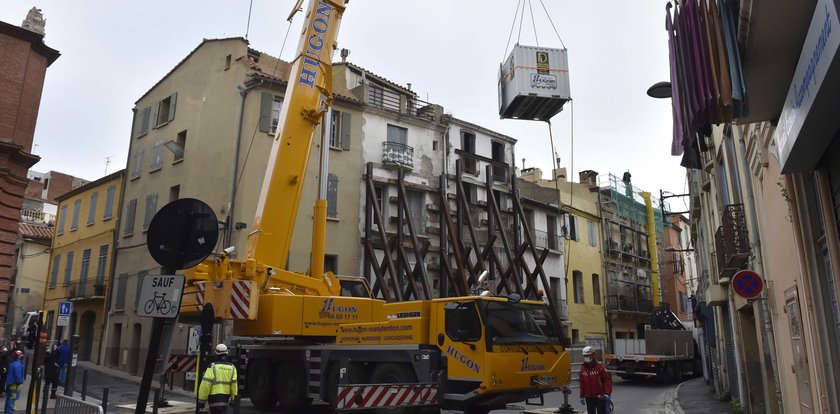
[104,185,115,219]
[259,92,273,133]
[341,111,351,150]
[327,174,338,218]
[151,101,160,129]
[88,192,98,225]
[168,92,177,122]
[124,199,137,235]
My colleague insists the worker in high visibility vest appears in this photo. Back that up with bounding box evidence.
[198,344,238,414]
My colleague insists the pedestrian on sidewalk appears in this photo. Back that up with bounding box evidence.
[579,346,613,414]
[5,350,24,414]
[198,344,238,414]
[58,339,70,386]
[43,344,59,399]
[0,345,9,397]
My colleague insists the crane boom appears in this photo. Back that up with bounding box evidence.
[247,0,347,272]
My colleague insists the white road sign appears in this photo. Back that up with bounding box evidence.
[137,275,185,318]
[57,300,72,327]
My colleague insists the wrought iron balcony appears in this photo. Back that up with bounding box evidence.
[714,204,750,279]
[382,142,414,169]
[68,279,106,300]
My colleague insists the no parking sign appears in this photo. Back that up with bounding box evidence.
[732,270,763,299]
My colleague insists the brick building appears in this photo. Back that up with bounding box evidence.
[0,9,59,328]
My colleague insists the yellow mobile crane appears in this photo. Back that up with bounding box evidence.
[182,0,570,412]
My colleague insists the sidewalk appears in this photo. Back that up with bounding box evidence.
[13,358,197,413]
[674,377,731,414]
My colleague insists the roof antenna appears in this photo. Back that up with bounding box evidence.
[245,0,254,40]
[105,156,112,175]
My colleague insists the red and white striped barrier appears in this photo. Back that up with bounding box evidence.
[230,280,251,319]
[336,383,439,410]
[166,355,197,373]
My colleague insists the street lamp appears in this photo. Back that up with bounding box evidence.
[647,81,672,99]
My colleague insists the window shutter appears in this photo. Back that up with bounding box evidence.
[58,205,67,234]
[151,101,160,129]
[168,92,177,122]
[64,251,75,286]
[115,274,127,311]
[341,111,351,150]
[135,270,148,309]
[259,92,273,133]
[124,199,137,235]
[71,199,81,230]
[88,192,98,225]
[152,141,163,170]
[143,192,159,231]
[50,255,60,287]
[104,185,116,219]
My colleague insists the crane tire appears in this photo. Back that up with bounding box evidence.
[275,359,309,410]
[246,359,277,410]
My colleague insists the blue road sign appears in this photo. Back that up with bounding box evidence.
[59,301,72,316]
[732,270,763,299]
[57,300,72,326]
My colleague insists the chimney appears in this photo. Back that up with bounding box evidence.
[520,167,543,183]
[340,48,349,62]
[579,170,599,189]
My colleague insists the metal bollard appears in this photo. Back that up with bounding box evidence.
[82,369,88,400]
[102,388,109,414]
[152,388,160,414]
[40,379,50,414]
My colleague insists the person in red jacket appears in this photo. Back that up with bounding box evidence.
[579,346,612,414]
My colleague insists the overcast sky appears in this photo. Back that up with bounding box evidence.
[4,1,687,208]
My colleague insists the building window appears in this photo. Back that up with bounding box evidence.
[563,213,579,241]
[679,292,687,314]
[327,174,339,219]
[104,185,116,220]
[588,220,597,247]
[461,131,477,174]
[325,255,338,274]
[491,141,506,181]
[259,93,283,134]
[50,255,60,288]
[80,249,91,287]
[407,190,425,235]
[572,329,580,345]
[57,205,67,235]
[96,245,108,284]
[124,199,137,236]
[169,185,180,203]
[547,215,558,250]
[114,273,127,311]
[330,109,351,150]
[224,54,231,70]
[137,106,151,138]
[373,184,387,223]
[173,130,186,162]
[592,274,601,305]
[63,251,75,286]
[573,270,584,304]
[131,149,145,180]
[387,124,407,145]
[71,199,81,231]
[150,141,164,171]
[87,192,99,226]
[154,93,177,127]
[143,192,159,231]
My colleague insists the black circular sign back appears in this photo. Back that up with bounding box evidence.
[146,198,219,270]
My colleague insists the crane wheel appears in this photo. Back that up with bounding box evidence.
[246,359,277,410]
[370,363,419,414]
[326,361,370,407]
[275,359,309,410]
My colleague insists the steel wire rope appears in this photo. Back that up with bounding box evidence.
[537,0,567,49]
[501,0,524,62]
[527,0,540,46]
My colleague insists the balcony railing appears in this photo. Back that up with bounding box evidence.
[20,208,54,224]
[531,229,563,251]
[367,88,440,122]
[382,142,414,169]
[68,279,106,300]
[714,204,750,279]
[458,152,510,183]
[608,295,653,313]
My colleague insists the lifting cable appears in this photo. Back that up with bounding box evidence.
[502,0,568,62]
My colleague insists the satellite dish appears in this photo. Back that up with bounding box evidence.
[146,198,219,271]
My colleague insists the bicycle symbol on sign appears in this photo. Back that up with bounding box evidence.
[144,292,175,315]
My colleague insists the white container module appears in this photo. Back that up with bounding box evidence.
[498,44,571,121]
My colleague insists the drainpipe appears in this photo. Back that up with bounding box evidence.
[735,127,783,413]
[228,81,262,251]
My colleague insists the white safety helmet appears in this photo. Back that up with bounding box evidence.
[582,346,595,357]
[215,343,228,355]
